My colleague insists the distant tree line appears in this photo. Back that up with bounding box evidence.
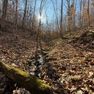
[0,0,94,38]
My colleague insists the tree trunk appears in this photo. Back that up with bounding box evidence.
[80,0,83,28]
[60,0,63,38]
[88,0,90,26]
[2,0,8,19]
[66,0,71,31]
[15,0,18,25]
[22,0,28,28]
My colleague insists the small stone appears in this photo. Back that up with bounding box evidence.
[76,90,83,94]
[88,71,93,78]
[11,63,18,67]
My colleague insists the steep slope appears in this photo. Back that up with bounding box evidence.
[45,29,94,94]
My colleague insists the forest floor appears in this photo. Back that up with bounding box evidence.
[46,29,94,94]
[0,27,94,94]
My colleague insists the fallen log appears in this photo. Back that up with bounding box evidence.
[0,62,51,94]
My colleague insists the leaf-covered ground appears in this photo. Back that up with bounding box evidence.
[0,28,94,94]
[45,29,94,94]
[0,31,36,68]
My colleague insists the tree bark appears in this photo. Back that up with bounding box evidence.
[60,0,63,38]
[2,0,8,19]
[22,0,28,28]
[87,0,90,26]
[0,62,51,94]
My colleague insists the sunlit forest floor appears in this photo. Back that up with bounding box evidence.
[0,27,94,94]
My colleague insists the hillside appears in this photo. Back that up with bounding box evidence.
[46,29,94,94]
[0,28,94,94]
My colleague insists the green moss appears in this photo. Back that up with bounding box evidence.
[2,62,29,77]
[0,62,51,93]
[36,79,50,90]
[13,68,29,77]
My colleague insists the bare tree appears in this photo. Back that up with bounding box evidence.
[15,0,18,25]
[80,0,83,27]
[22,0,28,28]
[35,0,46,58]
[71,0,76,31]
[87,0,90,26]
[32,0,37,30]
[51,0,60,37]
[66,0,72,31]
[2,0,8,19]
[60,0,63,38]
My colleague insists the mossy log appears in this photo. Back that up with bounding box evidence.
[0,62,51,94]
